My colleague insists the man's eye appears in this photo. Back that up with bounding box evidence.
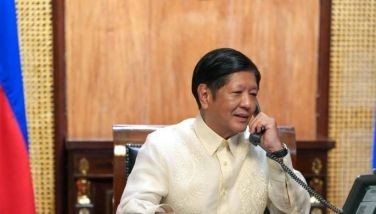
[233,91,242,94]
[250,92,257,97]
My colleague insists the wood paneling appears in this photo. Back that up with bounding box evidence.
[66,0,319,140]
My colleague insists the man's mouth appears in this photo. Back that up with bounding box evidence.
[234,113,249,122]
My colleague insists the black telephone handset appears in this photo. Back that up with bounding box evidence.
[248,102,343,213]
[249,102,265,146]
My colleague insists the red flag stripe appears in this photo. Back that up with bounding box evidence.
[0,86,35,213]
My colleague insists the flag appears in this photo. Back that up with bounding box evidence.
[0,0,36,213]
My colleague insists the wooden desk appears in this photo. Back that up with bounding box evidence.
[66,139,334,214]
[66,140,113,214]
[296,139,335,214]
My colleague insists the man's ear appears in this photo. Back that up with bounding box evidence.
[197,84,211,109]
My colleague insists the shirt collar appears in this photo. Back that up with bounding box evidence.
[193,114,242,156]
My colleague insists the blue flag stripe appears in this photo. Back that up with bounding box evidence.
[0,0,29,145]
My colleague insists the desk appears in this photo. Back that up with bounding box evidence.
[65,139,334,214]
[296,139,335,214]
[66,140,113,214]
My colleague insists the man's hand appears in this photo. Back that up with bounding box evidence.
[249,112,283,152]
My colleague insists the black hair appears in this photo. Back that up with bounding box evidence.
[191,48,261,108]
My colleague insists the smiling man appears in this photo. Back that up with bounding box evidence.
[116,48,311,214]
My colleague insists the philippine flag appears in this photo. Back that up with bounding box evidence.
[0,0,36,213]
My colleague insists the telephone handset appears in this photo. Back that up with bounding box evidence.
[248,102,343,213]
[249,102,265,146]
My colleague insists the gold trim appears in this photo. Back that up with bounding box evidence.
[311,158,322,175]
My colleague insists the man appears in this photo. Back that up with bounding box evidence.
[117,48,311,213]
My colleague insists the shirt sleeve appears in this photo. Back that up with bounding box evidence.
[116,136,174,214]
[266,151,311,214]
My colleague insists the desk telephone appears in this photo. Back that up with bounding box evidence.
[249,102,343,213]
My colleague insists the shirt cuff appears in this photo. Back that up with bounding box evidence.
[267,150,294,182]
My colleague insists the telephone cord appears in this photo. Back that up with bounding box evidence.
[266,153,343,214]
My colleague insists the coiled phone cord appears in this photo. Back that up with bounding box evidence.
[266,152,344,214]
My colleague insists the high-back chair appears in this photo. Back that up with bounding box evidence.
[112,124,297,212]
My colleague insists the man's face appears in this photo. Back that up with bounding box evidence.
[200,71,259,139]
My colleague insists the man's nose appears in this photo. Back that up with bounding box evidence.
[240,94,252,108]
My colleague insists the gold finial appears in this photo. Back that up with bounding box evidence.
[79,158,89,175]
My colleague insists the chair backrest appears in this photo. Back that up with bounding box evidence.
[113,125,163,212]
[112,124,297,212]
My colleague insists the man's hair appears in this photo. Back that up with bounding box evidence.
[191,48,261,108]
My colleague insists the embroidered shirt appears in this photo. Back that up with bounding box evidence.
[116,115,310,214]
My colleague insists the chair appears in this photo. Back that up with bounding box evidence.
[112,124,297,212]
[113,125,164,213]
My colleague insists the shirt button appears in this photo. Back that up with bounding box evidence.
[223,161,228,166]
